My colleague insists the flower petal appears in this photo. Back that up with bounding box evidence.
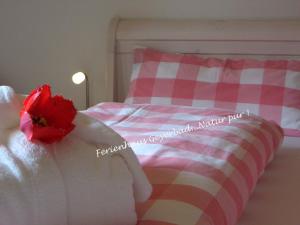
[21,84,51,117]
[42,95,77,128]
[20,111,34,140]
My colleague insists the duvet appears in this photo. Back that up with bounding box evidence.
[87,103,283,225]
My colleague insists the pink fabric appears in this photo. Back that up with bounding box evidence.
[87,102,283,225]
[125,48,300,136]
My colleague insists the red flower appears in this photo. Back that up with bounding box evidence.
[20,84,77,144]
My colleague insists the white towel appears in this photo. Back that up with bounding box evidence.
[0,86,152,225]
[0,86,22,130]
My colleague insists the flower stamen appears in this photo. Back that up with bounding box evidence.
[32,116,48,127]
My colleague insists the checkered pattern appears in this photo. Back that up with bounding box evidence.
[125,48,300,136]
[87,102,283,225]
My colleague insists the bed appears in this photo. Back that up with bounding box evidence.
[99,18,300,225]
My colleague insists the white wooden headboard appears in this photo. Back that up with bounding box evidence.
[106,18,300,102]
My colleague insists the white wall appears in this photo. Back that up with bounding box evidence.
[0,0,299,109]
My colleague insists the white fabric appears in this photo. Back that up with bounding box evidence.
[0,86,152,225]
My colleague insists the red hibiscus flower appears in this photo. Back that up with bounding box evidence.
[20,84,77,144]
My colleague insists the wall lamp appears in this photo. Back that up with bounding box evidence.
[72,72,89,109]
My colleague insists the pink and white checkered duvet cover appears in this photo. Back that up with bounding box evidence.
[125,48,300,136]
[87,102,283,225]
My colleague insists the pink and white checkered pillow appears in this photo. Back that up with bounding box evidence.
[125,48,300,136]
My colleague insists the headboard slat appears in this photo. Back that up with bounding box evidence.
[117,19,300,41]
[117,40,300,56]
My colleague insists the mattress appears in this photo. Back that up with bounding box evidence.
[237,136,300,225]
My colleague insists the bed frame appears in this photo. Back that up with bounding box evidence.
[106,18,300,102]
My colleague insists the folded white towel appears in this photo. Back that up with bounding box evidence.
[73,112,152,202]
[0,86,152,225]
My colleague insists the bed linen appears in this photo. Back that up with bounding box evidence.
[237,136,300,225]
[87,102,283,225]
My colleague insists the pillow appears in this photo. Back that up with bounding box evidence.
[125,48,300,136]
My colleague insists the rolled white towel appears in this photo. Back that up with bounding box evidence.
[0,86,22,130]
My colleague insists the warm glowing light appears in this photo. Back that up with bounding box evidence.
[72,72,86,84]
